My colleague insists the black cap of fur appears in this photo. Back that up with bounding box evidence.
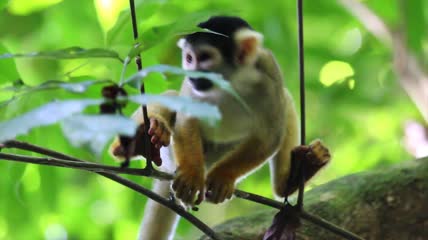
[185,16,253,64]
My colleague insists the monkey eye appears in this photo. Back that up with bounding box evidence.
[198,52,211,62]
[186,54,193,63]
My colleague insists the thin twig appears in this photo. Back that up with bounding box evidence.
[0,152,172,180]
[1,140,220,240]
[338,0,392,45]
[234,190,365,240]
[128,0,152,165]
[296,0,306,211]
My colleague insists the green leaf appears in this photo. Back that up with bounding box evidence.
[106,0,165,46]
[0,47,123,62]
[403,0,426,54]
[128,94,221,126]
[37,79,111,93]
[1,79,111,94]
[0,43,19,84]
[124,64,250,112]
[0,99,102,142]
[61,114,137,156]
[129,10,222,57]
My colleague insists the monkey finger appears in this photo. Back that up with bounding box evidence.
[218,187,231,203]
[152,122,164,138]
[160,133,171,146]
[215,188,228,203]
[176,185,192,203]
[182,187,198,204]
[207,182,221,203]
[226,190,233,200]
[195,189,204,205]
[172,179,184,192]
[148,118,158,135]
[150,135,158,143]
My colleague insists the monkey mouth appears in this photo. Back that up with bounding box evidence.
[189,77,214,91]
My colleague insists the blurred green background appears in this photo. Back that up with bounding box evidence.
[0,0,427,239]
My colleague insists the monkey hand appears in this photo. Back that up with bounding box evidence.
[205,170,235,204]
[148,118,171,149]
[172,165,205,206]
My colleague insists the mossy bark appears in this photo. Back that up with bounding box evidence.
[200,157,428,240]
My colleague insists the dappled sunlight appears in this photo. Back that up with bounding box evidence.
[319,60,355,89]
[21,164,40,193]
[94,0,128,34]
[44,223,68,240]
[338,28,362,56]
[8,0,63,15]
[114,220,139,240]
[90,200,117,225]
[0,218,7,239]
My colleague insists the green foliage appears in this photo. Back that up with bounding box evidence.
[124,64,247,110]
[0,0,426,239]
[1,79,111,94]
[0,46,123,61]
[130,10,223,55]
[61,114,137,155]
[129,94,221,126]
[0,100,102,142]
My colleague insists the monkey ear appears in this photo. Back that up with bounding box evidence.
[234,28,263,65]
[177,38,186,49]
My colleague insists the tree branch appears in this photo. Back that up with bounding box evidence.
[0,140,220,240]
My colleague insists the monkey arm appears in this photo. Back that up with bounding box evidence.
[109,90,178,160]
[129,90,178,133]
[171,115,205,205]
[205,137,274,203]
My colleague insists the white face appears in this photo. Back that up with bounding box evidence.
[177,38,223,71]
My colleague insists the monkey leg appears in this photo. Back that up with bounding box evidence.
[171,116,205,206]
[270,88,300,198]
[206,137,274,203]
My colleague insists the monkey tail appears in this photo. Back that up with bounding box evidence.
[137,147,179,240]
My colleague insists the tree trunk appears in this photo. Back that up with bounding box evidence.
[199,157,428,240]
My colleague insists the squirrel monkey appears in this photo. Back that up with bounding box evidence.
[110,16,330,240]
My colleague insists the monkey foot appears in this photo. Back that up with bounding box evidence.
[172,167,205,206]
[148,118,171,149]
[205,171,235,204]
[284,139,331,196]
[307,139,331,166]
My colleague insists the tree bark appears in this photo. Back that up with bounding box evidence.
[199,157,428,240]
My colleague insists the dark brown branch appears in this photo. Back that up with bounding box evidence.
[0,140,220,240]
[0,152,172,180]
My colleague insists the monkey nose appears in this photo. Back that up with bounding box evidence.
[189,77,213,91]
